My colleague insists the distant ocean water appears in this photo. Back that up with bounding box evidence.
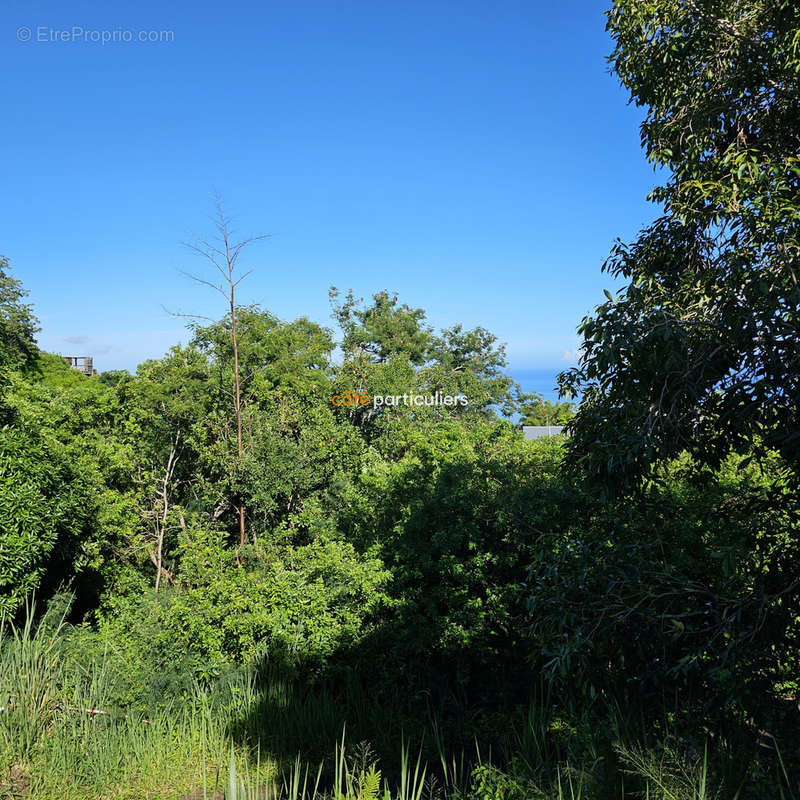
[509,367,568,403]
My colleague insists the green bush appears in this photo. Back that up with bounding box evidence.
[97,527,391,700]
[527,450,800,727]
[337,421,578,701]
[0,424,93,615]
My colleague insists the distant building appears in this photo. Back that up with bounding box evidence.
[63,356,94,376]
[522,425,565,440]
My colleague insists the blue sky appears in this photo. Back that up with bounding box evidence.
[3,0,659,397]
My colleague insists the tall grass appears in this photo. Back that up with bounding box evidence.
[1,604,795,799]
[0,602,253,799]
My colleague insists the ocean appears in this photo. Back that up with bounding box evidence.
[509,367,569,403]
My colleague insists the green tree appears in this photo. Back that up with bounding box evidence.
[0,424,90,615]
[518,393,575,427]
[331,289,520,428]
[331,288,432,366]
[0,256,40,429]
[182,198,268,549]
[0,256,39,375]
[0,355,134,613]
[98,369,132,387]
[123,346,210,590]
[189,309,352,543]
[338,420,570,698]
[560,0,800,489]
[422,324,518,417]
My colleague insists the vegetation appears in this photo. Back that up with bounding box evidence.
[2,1,800,797]
[518,394,576,427]
[560,0,800,489]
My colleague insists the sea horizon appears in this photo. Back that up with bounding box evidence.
[510,367,570,403]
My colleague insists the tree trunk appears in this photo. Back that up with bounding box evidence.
[154,435,179,592]
[230,287,246,550]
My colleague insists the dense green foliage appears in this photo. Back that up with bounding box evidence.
[518,394,575,427]
[552,6,800,789]
[0,257,38,378]
[0,425,90,615]
[2,3,800,794]
[560,0,800,488]
[1,257,797,797]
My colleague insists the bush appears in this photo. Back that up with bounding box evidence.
[97,527,391,700]
[338,421,580,701]
[0,424,94,615]
[527,450,800,729]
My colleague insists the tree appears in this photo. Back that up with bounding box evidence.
[0,256,39,376]
[126,347,209,590]
[560,0,800,490]
[337,419,569,699]
[182,197,268,550]
[189,309,354,543]
[98,369,132,387]
[330,289,520,427]
[331,288,432,366]
[424,324,518,417]
[0,354,135,614]
[0,423,90,615]
[519,393,575,427]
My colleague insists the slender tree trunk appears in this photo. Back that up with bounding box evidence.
[230,286,245,549]
[154,435,179,593]
[154,520,164,593]
[182,196,265,557]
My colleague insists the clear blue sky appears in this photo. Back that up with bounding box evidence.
[3,0,659,396]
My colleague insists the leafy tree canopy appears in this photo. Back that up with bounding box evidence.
[0,255,39,379]
[331,288,431,366]
[519,393,575,427]
[560,0,800,490]
[331,289,519,425]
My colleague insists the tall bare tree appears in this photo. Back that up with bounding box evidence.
[183,195,267,551]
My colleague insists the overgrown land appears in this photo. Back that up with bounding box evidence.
[2,1,800,797]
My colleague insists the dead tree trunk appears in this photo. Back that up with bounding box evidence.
[149,432,180,593]
[183,195,267,555]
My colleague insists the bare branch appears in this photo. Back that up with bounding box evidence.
[177,193,270,557]
[232,269,254,288]
[160,304,217,323]
[179,269,229,300]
